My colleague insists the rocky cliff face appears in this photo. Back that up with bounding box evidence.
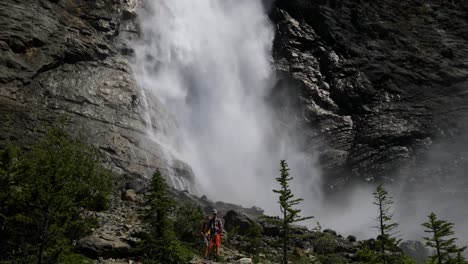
[3,0,467,196]
[2,0,467,204]
[0,0,193,189]
[270,0,468,192]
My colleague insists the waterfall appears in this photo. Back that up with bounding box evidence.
[133,0,321,214]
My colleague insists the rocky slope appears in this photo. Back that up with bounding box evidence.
[0,0,193,190]
[270,0,468,192]
[80,188,428,263]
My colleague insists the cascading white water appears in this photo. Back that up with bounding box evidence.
[131,1,468,246]
[133,0,321,215]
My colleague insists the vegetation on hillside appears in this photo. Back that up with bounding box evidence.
[0,128,113,263]
[1,137,467,264]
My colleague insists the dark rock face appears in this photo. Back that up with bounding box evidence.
[224,210,257,235]
[271,0,468,191]
[172,191,265,220]
[0,0,192,186]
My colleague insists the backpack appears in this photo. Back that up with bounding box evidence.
[208,217,222,236]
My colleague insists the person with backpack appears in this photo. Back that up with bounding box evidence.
[207,209,223,260]
[200,215,211,259]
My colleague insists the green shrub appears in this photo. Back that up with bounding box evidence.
[57,253,93,264]
[357,246,417,264]
[292,255,313,264]
[357,246,380,263]
[317,254,348,264]
[225,225,239,247]
[246,223,263,263]
[313,233,337,254]
[290,251,316,264]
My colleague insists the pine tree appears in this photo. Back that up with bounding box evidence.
[138,169,191,264]
[0,128,113,263]
[173,202,204,247]
[422,213,467,264]
[271,160,313,264]
[372,184,401,264]
[449,251,468,264]
[0,145,22,259]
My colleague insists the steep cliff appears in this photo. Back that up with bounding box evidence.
[3,0,468,194]
[2,0,468,208]
[0,0,193,189]
[271,0,468,192]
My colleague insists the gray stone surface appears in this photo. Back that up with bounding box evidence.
[77,234,131,259]
[400,240,430,262]
[77,194,143,259]
[271,0,468,192]
[0,0,192,186]
[0,1,192,258]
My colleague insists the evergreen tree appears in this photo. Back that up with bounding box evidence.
[449,251,468,264]
[271,160,313,264]
[138,169,191,264]
[422,213,467,264]
[0,128,113,263]
[372,184,401,264]
[0,145,23,260]
[174,201,204,247]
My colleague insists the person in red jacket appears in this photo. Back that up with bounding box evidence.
[207,209,223,260]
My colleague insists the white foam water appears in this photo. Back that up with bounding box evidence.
[133,0,321,216]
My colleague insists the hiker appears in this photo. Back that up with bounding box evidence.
[207,209,223,260]
[200,215,211,259]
